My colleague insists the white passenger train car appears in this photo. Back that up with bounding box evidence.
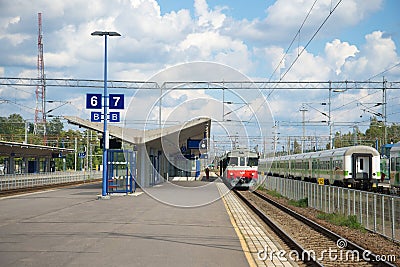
[259,145,381,190]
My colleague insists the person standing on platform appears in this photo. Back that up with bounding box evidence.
[205,167,210,180]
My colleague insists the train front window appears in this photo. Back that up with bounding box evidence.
[248,157,258,167]
[229,157,238,166]
[240,157,245,166]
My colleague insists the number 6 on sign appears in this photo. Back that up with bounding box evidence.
[109,94,124,109]
[86,93,102,109]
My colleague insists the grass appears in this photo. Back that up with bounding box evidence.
[316,212,366,231]
[266,189,284,198]
[257,184,266,191]
[288,198,308,208]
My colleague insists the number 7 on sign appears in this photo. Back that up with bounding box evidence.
[109,94,124,109]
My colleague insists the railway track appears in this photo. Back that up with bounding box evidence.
[234,189,397,267]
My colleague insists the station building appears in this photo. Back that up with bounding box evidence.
[64,116,211,188]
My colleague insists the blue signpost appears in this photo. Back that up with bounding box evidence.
[86,92,124,197]
[86,96,124,122]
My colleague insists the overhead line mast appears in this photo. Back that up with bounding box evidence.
[34,12,47,143]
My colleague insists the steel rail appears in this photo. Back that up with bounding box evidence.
[233,189,324,266]
[252,190,397,267]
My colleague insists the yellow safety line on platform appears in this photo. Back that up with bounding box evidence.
[217,184,257,267]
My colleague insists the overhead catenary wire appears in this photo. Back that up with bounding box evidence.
[243,0,344,127]
[267,0,343,99]
[0,98,36,114]
[368,61,400,81]
[313,64,400,133]
[317,60,400,120]
[268,0,319,83]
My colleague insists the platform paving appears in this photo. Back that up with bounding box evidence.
[0,180,249,267]
[217,183,298,267]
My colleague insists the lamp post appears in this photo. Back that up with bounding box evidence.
[328,85,332,149]
[91,31,121,197]
[299,104,308,153]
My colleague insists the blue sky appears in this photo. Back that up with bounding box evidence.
[1,0,399,79]
[0,0,399,152]
[159,0,273,20]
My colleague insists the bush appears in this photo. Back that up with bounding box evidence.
[317,212,365,231]
[267,190,283,198]
[288,198,308,208]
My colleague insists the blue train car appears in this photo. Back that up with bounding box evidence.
[379,143,394,191]
[389,143,400,192]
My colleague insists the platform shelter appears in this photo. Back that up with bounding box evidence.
[64,116,211,188]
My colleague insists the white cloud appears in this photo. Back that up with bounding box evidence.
[325,39,359,75]
[194,0,227,29]
[342,31,399,79]
[0,0,399,140]
[281,47,331,81]
[332,0,383,26]
[0,0,393,82]
[254,46,285,79]
[226,0,383,44]
[178,31,248,63]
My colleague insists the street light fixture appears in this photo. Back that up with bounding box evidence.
[91,30,121,198]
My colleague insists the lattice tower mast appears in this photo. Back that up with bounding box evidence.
[34,12,46,141]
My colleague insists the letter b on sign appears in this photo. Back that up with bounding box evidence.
[109,112,120,122]
[91,112,102,122]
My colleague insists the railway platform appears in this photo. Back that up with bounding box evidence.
[0,175,296,267]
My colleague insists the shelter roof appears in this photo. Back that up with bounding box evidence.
[63,116,211,145]
[0,141,74,158]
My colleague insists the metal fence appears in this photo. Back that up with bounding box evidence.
[262,176,400,242]
[0,171,102,191]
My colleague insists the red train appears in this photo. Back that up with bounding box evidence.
[219,148,259,189]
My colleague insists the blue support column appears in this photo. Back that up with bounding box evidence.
[91,31,120,198]
[102,35,109,197]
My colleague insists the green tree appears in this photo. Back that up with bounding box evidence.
[293,139,301,154]
[364,117,384,146]
[0,113,25,142]
[387,123,400,144]
[47,117,63,135]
